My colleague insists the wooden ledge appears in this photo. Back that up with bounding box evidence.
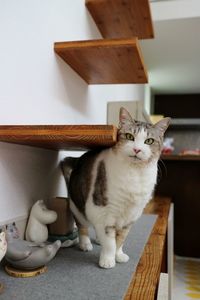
[0,125,118,151]
[54,38,148,84]
[86,0,154,40]
[124,197,171,300]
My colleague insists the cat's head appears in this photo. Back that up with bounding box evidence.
[116,107,170,164]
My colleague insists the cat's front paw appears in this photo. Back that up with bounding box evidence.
[99,256,116,269]
[79,241,93,252]
[79,235,93,251]
[116,252,129,263]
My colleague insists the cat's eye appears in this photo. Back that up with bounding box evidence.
[125,133,134,141]
[145,138,154,145]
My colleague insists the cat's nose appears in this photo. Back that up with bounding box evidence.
[133,148,141,154]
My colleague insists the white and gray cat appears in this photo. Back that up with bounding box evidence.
[61,107,170,269]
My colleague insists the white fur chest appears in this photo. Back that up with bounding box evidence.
[105,150,157,226]
[86,149,158,229]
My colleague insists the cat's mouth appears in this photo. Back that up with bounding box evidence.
[129,155,142,161]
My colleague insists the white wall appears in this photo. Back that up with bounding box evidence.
[151,0,200,21]
[0,0,144,223]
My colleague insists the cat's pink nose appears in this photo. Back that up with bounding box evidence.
[133,148,141,154]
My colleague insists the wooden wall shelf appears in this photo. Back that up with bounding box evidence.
[86,0,154,40]
[54,38,148,84]
[0,125,118,151]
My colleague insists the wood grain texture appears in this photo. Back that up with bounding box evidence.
[0,125,118,151]
[5,265,47,278]
[86,0,154,39]
[54,38,148,84]
[124,197,171,300]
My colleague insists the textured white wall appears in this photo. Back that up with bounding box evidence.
[0,0,144,223]
[151,0,200,21]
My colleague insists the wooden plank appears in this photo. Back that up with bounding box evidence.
[54,38,148,84]
[0,125,118,151]
[124,197,171,300]
[86,0,154,40]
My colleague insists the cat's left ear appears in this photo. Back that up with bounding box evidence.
[154,117,171,134]
[119,107,134,128]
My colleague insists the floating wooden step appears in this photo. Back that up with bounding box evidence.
[86,0,154,40]
[0,125,118,151]
[54,38,148,84]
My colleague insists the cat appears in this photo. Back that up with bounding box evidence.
[61,107,170,269]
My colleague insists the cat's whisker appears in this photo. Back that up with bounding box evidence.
[159,158,167,177]
[157,163,162,182]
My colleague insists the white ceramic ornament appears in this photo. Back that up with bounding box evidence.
[26,200,57,243]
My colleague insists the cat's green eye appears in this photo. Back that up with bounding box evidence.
[125,133,134,141]
[145,138,154,145]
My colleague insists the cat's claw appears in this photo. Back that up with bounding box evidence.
[116,252,129,263]
[99,256,116,269]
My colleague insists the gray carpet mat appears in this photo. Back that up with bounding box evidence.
[0,214,157,300]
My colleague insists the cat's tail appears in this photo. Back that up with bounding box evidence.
[60,157,79,187]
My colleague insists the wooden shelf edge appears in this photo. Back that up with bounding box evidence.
[54,37,138,49]
[124,197,171,300]
[54,38,148,84]
[85,0,154,40]
[0,125,118,151]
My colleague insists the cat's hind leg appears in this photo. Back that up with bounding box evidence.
[115,225,131,263]
[77,225,93,252]
[70,199,93,251]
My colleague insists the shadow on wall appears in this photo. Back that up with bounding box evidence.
[43,151,69,199]
[0,142,60,221]
[52,4,102,121]
[54,55,89,116]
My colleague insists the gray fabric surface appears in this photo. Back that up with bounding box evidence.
[0,214,157,300]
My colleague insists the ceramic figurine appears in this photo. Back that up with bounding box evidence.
[0,231,7,261]
[6,223,20,239]
[5,223,61,270]
[26,200,57,243]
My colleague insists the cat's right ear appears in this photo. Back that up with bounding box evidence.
[119,107,134,128]
[154,117,171,135]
